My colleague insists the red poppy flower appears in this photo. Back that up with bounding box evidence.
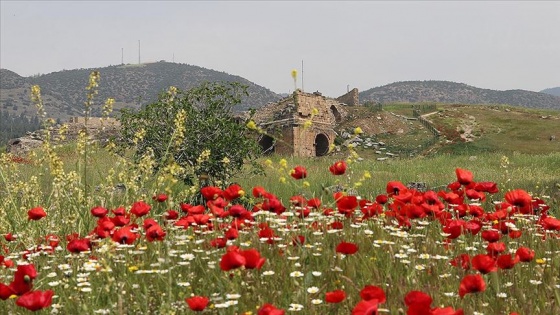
[455,168,474,185]
[45,234,60,248]
[292,235,305,246]
[66,238,91,253]
[258,303,285,315]
[145,224,166,242]
[329,160,347,175]
[450,254,471,270]
[486,241,507,256]
[360,285,386,303]
[386,181,407,196]
[325,289,346,303]
[337,195,358,215]
[505,189,533,214]
[90,206,108,218]
[112,226,138,244]
[466,189,485,201]
[112,207,127,216]
[290,166,307,179]
[130,201,151,217]
[227,205,247,218]
[252,186,267,198]
[471,254,497,274]
[481,229,501,242]
[352,299,379,315]
[404,291,432,308]
[336,241,358,255]
[241,248,266,269]
[474,182,499,194]
[163,209,179,220]
[464,220,482,235]
[224,227,239,240]
[459,274,486,298]
[152,193,168,202]
[210,237,227,248]
[10,264,38,295]
[307,198,322,209]
[16,289,54,311]
[515,247,535,262]
[361,203,384,219]
[219,250,246,271]
[447,181,462,191]
[223,184,245,200]
[185,295,210,311]
[201,186,223,200]
[262,197,286,215]
[110,214,130,227]
[289,195,306,207]
[4,233,16,242]
[375,194,388,204]
[442,219,465,239]
[497,254,519,270]
[27,207,47,221]
[540,216,560,230]
[0,283,16,300]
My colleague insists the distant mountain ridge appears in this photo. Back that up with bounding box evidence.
[360,81,560,110]
[0,62,282,120]
[540,87,560,97]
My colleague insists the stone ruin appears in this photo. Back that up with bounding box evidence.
[252,89,358,157]
[6,117,120,155]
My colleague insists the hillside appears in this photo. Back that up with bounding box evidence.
[0,62,282,121]
[360,81,560,110]
[341,103,560,157]
[541,87,560,97]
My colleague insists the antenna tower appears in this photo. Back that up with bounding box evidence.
[301,60,304,92]
[138,40,141,64]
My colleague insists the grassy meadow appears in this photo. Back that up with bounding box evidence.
[1,137,560,314]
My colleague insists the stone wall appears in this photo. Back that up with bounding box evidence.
[336,88,360,106]
[6,117,120,155]
[253,90,354,157]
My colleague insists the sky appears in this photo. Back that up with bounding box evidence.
[1,1,559,97]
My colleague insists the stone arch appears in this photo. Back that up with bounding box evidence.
[259,135,275,155]
[330,105,342,123]
[314,133,329,156]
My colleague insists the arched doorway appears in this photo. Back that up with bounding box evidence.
[330,105,342,123]
[314,133,329,156]
[259,135,275,155]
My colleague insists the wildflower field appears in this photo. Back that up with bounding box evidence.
[1,79,560,314]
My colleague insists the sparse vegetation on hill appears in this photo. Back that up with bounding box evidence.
[0,62,281,121]
[541,87,560,97]
[360,81,560,110]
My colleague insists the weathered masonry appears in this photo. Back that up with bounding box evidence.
[253,88,358,157]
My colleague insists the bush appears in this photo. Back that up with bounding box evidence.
[119,82,261,186]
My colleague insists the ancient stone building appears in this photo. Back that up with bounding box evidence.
[6,117,120,155]
[252,89,357,157]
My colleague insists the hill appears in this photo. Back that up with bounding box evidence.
[541,87,560,97]
[340,103,560,157]
[0,62,282,121]
[360,81,560,110]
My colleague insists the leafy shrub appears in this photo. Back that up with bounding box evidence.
[119,82,261,186]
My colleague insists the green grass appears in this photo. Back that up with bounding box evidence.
[2,137,560,314]
[429,104,560,155]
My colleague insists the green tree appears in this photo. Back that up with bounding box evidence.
[119,82,261,186]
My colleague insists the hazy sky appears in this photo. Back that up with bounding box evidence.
[1,1,559,97]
